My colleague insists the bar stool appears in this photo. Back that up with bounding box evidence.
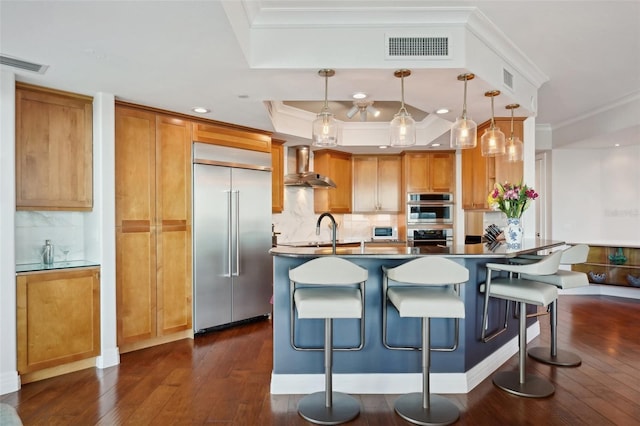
[382,257,469,426]
[480,250,562,398]
[289,257,368,425]
[520,244,590,366]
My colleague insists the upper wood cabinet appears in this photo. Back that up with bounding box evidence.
[352,155,401,212]
[17,267,100,377]
[462,117,524,210]
[313,149,352,213]
[192,122,271,153]
[115,105,192,350]
[271,139,285,213]
[15,83,93,211]
[403,152,454,194]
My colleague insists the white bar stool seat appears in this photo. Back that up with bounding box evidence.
[383,257,468,426]
[289,257,368,425]
[520,244,590,366]
[480,250,562,398]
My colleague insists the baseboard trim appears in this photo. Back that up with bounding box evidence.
[560,285,640,300]
[271,322,540,395]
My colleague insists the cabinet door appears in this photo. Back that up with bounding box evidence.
[15,83,93,211]
[17,267,100,374]
[404,153,430,193]
[353,156,378,212]
[429,153,454,193]
[314,150,352,213]
[115,106,157,345]
[271,140,285,213]
[156,115,192,335]
[377,156,401,211]
[354,155,401,212]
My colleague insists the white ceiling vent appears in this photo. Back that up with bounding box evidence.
[0,55,49,74]
[503,68,514,90]
[386,36,450,59]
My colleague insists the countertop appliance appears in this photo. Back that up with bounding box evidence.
[407,192,454,224]
[193,142,272,333]
[372,226,398,241]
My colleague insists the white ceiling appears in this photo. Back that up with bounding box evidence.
[1,1,638,152]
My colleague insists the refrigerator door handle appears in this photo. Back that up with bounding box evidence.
[224,189,232,277]
[233,190,240,276]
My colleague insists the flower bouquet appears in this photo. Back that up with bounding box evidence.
[487,182,538,250]
[487,182,538,218]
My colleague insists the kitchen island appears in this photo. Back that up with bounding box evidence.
[270,239,565,395]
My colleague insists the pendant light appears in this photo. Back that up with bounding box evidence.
[480,90,506,157]
[450,73,477,149]
[505,104,524,162]
[311,69,338,147]
[389,69,416,147]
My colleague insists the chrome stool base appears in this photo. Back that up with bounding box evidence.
[528,346,582,367]
[493,371,555,398]
[394,393,460,426]
[298,391,360,425]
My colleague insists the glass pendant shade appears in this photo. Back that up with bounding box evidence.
[312,111,338,147]
[450,73,477,149]
[311,69,338,147]
[506,136,524,162]
[390,69,416,147]
[481,90,505,157]
[480,126,506,156]
[390,110,416,147]
[505,103,523,162]
[451,116,477,149]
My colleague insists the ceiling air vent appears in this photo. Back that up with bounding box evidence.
[503,68,514,90]
[0,55,49,74]
[386,36,449,59]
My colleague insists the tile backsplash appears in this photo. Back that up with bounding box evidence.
[272,186,399,243]
[15,211,86,264]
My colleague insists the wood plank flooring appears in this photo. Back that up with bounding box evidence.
[2,295,639,425]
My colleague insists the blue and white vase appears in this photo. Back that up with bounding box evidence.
[505,218,523,251]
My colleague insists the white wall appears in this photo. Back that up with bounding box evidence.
[551,145,640,245]
[0,71,19,395]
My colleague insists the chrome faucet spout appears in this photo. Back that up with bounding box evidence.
[316,212,337,255]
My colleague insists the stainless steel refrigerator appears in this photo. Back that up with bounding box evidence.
[193,142,272,333]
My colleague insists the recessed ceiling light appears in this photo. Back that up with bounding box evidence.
[353,92,367,100]
[436,108,449,114]
[614,143,620,147]
[431,143,442,147]
[192,107,210,114]
[378,145,388,149]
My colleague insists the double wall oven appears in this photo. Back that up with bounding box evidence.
[406,193,454,246]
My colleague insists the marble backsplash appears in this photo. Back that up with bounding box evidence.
[271,186,400,243]
[15,211,86,264]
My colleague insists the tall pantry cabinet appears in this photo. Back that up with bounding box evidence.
[115,104,192,351]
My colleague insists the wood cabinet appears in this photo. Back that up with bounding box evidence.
[192,121,271,153]
[17,267,100,375]
[572,245,640,287]
[271,139,285,213]
[352,155,401,212]
[115,105,192,350]
[462,117,524,209]
[403,152,454,194]
[15,83,93,211]
[313,149,352,213]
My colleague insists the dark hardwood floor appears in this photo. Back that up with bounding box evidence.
[2,295,639,425]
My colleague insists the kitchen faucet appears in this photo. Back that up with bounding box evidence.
[316,212,337,255]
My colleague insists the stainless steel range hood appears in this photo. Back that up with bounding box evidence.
[284,146,336,188]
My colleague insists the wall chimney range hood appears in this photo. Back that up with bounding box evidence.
[284,146,336,188]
